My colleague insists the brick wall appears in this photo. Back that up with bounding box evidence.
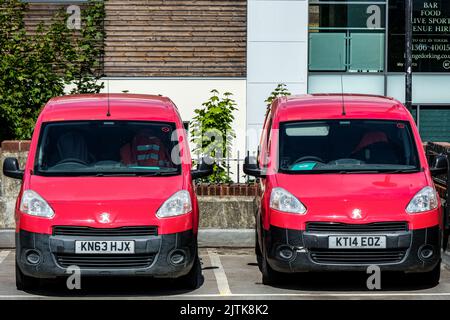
[195,183,260,197]
[0,141,31,154]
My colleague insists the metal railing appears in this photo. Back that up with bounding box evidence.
[425,144,449,188]
[196,150,255,184]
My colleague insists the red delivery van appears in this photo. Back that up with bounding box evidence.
[3,94,212,290]
[244,94,448,286]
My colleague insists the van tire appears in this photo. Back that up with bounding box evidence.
[413,262,441,287]
[179,255,201,290]
[255,230,263,272]
[261,256,283,286]
[16,263,39,291]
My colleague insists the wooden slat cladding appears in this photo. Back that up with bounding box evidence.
[22,3,101,76]
[21,1,247,77]
[23,4,71,33]
[104,0,247,77]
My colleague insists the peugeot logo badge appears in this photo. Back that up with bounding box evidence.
[98,212,111,224]
[351,209,363,220]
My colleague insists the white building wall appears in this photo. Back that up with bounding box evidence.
[246,0,309,152]
[387,75,450,104]
[308,75,386,96]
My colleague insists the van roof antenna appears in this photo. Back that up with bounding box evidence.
[106,79,111,117]
[340,74,346,116]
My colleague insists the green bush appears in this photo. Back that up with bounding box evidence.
[68,0,105,95]
[265,83,291,108]
[190,89,238,183]
[0,0,105,141]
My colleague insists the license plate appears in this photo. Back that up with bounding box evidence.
[328,236,386,249]
[75,241,135,254]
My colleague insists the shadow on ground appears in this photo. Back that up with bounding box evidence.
[254,270,441,292]
[24,274,205,297]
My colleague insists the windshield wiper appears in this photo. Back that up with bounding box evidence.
[337,168,420,174]
[95,173,138,177]
[379,168,420,174]
[94,171,178,177]
[136,171,179,176]
[37,171,179,177]
[337,170,381,174]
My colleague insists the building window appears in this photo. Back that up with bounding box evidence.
[308,0,387,73]
[412,105,450,142]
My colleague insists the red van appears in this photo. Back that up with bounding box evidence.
[3,94,212,290]
[244,94,448,286]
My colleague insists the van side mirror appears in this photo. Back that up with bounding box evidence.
[3,157,24,180]
[191,157,213,180]
[430,154,448,176]
[243,156,266,178]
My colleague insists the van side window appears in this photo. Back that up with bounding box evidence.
[261,117,273,169]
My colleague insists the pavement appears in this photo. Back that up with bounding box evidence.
[1,248,450,300]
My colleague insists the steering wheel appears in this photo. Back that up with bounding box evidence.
[292,156,324,164]
[56,158,88,166]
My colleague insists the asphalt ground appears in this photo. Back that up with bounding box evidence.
[0,248,449,300]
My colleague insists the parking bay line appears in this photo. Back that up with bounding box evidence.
[218,292,450,298]
[207,249,232,296]
[0,293,450,299]
[0,251,10,265]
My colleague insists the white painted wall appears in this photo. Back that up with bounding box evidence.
[309,74,450,105]
[246,0,309,152]
[387,75,450,104]
[308,75,385,96]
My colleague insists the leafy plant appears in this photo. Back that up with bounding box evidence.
[265,83,291,108]
[68,0,105,94]
[0,0,105,140]
[190,89,238,183]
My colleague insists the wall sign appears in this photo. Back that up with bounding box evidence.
[388,0,450,72]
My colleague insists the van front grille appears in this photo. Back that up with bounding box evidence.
[55,253,156,269]
[306,222,408,233]
[53,226,158,237]
[309,249,406,265]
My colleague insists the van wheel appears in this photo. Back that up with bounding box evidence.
[255,230,263,272]
[16,263,39,291]
[261,252,283,286]
[179,255,201,290]
[413,262,441,287]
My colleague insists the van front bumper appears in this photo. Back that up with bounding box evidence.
[264,225,441,273]
[16,229,196,279]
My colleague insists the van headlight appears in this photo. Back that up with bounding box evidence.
[20,190,55,218]
[406,186,438,214]
[156,190,192,218]
[270,187,307,214]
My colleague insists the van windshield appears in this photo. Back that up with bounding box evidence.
[279,120,420,174]
[35,121,181,176]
